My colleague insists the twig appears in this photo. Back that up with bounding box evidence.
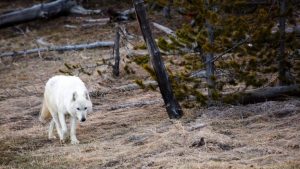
[205,37,250,64]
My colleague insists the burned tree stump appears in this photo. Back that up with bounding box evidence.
[133,0,183,119]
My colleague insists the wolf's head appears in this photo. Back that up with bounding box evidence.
[70,91,93,122]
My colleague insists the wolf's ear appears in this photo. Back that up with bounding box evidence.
[85,91,90,100]
[72,92,78,101]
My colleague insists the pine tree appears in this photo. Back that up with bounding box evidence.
[152,0,299,105]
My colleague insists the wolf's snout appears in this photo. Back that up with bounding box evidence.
[81,117,86,122]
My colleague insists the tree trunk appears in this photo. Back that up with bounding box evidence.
[133,0,183,119]
[162,0,173,19]
[113,27,121,77]
[278,0,288,85]
[206,22,215,99]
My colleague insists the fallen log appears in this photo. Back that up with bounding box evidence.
[133,0,183,119]
[0,0,102,29]
[224,85,300,105]
[0,41,114,58]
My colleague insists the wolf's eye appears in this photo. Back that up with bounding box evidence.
[77,108,80,110]
[84,107,87,110]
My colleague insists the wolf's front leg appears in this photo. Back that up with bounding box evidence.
[58,112,68,142]
[70,116,79,144]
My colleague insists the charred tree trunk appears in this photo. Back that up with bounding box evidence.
[278,0,289,85]
[133,0,183,119]
[162,0,173,19]
[206,22,215,99]
[113,27,121,77]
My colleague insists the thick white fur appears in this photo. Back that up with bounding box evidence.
[40,75,92,144]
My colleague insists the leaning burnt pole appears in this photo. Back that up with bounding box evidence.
[133,0,183,119]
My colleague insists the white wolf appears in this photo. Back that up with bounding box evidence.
[39,75,92,144]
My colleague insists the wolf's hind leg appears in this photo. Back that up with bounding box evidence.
[48,119,56,139]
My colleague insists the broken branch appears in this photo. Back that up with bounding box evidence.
[152,22,175,36]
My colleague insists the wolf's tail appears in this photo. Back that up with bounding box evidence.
[39,97,51,123]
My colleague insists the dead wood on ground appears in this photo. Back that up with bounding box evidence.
[0,0,102,29]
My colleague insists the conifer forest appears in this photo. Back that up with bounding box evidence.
[0,0,299,168]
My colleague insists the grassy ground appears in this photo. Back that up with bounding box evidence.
[1,1,300,169]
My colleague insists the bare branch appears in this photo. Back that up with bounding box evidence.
[69,5,102,15]
[152,22,175,36]
[205,37,250,64]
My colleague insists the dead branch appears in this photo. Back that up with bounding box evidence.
[64,24,78,29]
[205,37,250,64]
[126,50,148,57]
[36,37,52,47]
[152,22,175,36]
[107,99,162,111]
[0,41,114,58]
[82,22,107,28]
[187,124,207,131]
[83,18,110,23]
[69,5,102,15]
[189,69,230,78]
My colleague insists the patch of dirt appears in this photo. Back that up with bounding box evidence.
[1,1,300,169]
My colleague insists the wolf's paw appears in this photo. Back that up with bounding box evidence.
[71,139,80,145]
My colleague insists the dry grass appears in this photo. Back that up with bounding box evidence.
[1,1,300,169]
